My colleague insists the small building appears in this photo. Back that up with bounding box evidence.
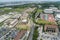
[44,9,53,13]
[4,19,18,28]
[44,25,58,35]
[21,19,28,24]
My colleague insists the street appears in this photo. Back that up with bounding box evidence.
[27,23,35,40]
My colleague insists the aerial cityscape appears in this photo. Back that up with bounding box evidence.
[0,0,60,40]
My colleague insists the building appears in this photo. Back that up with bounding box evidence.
[40,14,55,22]
[0,14,11,22]
[55,10,60,21]
[21,19,28,24]
[44,25,58,35]
[14,30,30,40]
[9,12,19,15]
[44,9,53,13]
[11,14,21,20]
[4,19,18,28]
[49,7,58,11]
[55,14,60,21]
[20,12,29,24]
[50,5,55,7]
[38,5,42,8]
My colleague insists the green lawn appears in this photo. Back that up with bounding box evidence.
[0,22,3,27]
[37,9,43,13]
[57,21,60,26]
[36,19,55,25]
[16,23,29,30]
[32,26,38,40]
[0,7,26,15]
[14,8,26,12]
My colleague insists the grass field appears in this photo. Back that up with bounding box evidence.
[37,9,43,13]
[16,23,30,30]
[0,22,3,27]
[0,7,26,15]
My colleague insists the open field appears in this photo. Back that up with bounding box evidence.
[0,7,27,15]
[37,9,43,13]
[0,22,3,26]
[16,23,30,30]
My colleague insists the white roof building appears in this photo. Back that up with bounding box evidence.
[21,19,28,23]
[4,19,18,28]
[55,10,60,13]
[44,9,53,13]
[55,13,60,20]
[55,10,60,20]
[49,7,58,11]
[0,14,11,23]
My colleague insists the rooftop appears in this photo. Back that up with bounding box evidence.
[14,30,27,40]
[44,25,58,32]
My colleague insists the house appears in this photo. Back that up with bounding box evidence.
[44,9,53,13]
[44,25,58,35]
[4,19,18,28]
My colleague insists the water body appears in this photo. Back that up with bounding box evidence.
[0,1,32,7]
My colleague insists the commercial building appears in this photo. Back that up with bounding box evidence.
[44,25,58,35]
[21,19,28,24]
[55,10,60,21]
[0,14,11,22]
[4,19,18,28]
[14,30,30,40]
[11,14,21,20]
[9,12,19,15]
[40,14,55,22]
[49,7,58,11]
[44,9,53,13]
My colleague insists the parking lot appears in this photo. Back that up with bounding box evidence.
[4,28,19,40]
[0,27,10,38]
[37,26,60,40]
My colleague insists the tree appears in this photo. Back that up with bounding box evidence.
[40,38,43,40]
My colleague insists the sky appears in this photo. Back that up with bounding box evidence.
[0,0,60,2]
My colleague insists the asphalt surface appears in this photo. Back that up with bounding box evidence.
[28,23,35,40]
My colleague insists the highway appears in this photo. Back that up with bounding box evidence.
[27,23,35,40]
